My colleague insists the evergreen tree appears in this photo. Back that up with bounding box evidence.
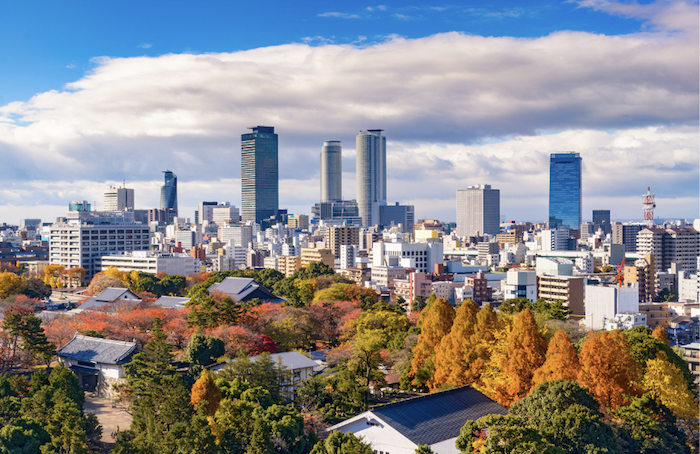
[185,330,225,367]
[309,430,373,454]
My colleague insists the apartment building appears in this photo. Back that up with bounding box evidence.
[537,274,585,316]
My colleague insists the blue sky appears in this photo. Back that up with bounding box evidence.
[0,0,697,224]
[0,1,648,105]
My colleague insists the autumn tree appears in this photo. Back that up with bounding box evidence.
[409,297,455,388]
[86,272,125,295]
[531,330,579,389]
[190,369,222,416]
[0,271,24,299]
[62,267,86,288]
[42,264,64,288]
[480,309,546,407]
[651,325,668,343]
[429,299,479,391]
[642,351,699,419]
[577,330,642,412]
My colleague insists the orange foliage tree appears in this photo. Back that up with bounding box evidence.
[190,369,222,416]
[431,302,499,391]
[531,330,580,389]
[409,296,455,388]
[577,330,642,412]
[651,325,668,344]
[482,309,546,407]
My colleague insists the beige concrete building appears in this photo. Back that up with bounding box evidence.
[537,274,585,316]
[638,302,672,330]
[287,214,309,230]
[278,255,302,278]
[326,226,360,259]
[624,253,655,303]
[301,248,335,269]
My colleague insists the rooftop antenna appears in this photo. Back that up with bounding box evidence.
[643,187,656,228]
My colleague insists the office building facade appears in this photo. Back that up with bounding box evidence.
[592,210,611,235]
[241,126,278,223]
[356,130,386,227]
[456,185,500,237]
[321,141,342,203]
[549,152,581,230]
[104,187,134,212]
[160,170,178,219]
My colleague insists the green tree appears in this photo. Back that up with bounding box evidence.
[159,274,187,296]
[310,430,373,454]
[218,353,290,404]
[457,414,564,454]
[509,380,617,454]
[613,393,690,454]
[185,330,225,367]
[411,295,426,313]
[415,445,434,454]
[23,278,52,300]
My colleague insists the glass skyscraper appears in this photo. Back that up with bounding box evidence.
[356,129,386,227]
[241,126,278,223]
[160,170,178,217]
[549,152,581,230]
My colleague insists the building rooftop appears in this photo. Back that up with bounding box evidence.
[57,334,137,365]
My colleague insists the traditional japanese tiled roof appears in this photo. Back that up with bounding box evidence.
[208,277,283,303]
[56,334,137,365]
[153,296,190,309]
[80,288,141,310]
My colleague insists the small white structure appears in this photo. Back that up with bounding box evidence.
[503,269,537,302]
[97,250,197,276]
[329,386,507,454]
[57,334,137,398]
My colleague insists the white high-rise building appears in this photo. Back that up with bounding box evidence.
[211,204,240,225]
[356,130,386,227]
[321,141,342,203]
[456,185,500,237]
[104,187,134,211]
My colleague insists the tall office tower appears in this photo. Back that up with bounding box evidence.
[356,130,386,227]
[549,152,581,230]
[241,126,278,223]
[160,170,178,217]
[321,141,342,202]
[456,185,500,238]
[592,209,611,234]
[104,187,134,211]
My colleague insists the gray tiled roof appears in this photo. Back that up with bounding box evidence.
[255,351,318,370]
[154,296,190,308]
[56,334,137,365]
[80,288,141,311]
[208,277,282,303]
[370,386,508,446]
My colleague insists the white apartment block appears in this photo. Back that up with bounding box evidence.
[503,270,537,302]
[372,240,443,274]
[175,230,195,250]
[219,225,252,248]
[97,251,196,276]
[49,222,150,280]
[585,283,640,330]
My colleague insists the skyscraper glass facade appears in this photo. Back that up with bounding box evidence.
[549,152,581,230]
[160,170,178,217]
[241,126,278,223]
[356,130,386,227]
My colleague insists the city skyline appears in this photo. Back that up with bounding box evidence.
[0,0,697,224]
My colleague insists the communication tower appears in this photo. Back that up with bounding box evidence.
[643,187,656,227]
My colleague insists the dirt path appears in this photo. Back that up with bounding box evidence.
[84,394,132,452]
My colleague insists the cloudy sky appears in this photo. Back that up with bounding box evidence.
[0,0,697,225]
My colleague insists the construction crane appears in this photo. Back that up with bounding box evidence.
[616,258,625,288]
[643,187,656,228]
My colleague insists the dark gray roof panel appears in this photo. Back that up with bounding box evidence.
[371,386,507,446]
[208,277,283,303]
[57,334,137,365]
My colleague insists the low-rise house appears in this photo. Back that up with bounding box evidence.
[57,334,137,398]
[328,386,507,454]
[208,277,283,303]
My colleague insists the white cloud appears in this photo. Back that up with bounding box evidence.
[0,3,696,224]
[575,0,699,32]
[137,43,152,49]
[317,12,361,19]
